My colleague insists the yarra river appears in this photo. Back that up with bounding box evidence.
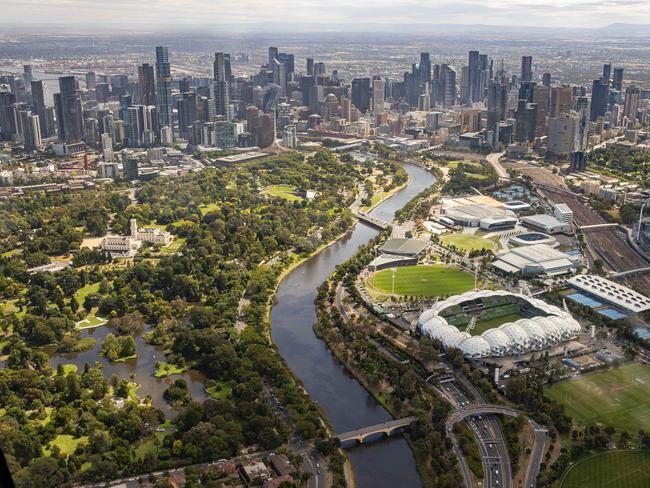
[272,163,435,488]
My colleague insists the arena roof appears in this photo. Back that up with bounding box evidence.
[379,238,429,256]
[492,244,578,276]
[416,290,581,359]
[567,274,650,314]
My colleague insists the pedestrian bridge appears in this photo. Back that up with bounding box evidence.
[354,211,391,230]
[335,416,417,445]
[579,223,620,230]
[609,266,650,277]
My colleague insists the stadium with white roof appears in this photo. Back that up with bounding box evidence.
[417,290,582,359]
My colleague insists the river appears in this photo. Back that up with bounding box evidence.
[271,163,435,488]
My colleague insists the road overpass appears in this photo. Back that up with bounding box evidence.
[335,416,417,445]
[446,404,548,488]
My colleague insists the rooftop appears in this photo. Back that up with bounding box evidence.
[568,274,650,313]
[379,238,428,256]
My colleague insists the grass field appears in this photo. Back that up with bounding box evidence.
[265,185,302,201]
[440,234,496,254]
[545,363,650,432]
[470,313,524,336]
[44,435,88,457]
[561,450,650,488]
[447,160,482,169]
[368,265,475,298]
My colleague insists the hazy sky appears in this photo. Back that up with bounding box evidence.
[3,0,650,29]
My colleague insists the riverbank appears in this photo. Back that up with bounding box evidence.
[270,163,435,488]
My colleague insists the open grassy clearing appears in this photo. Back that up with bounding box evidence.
[545,363,650,432]
[265,184,303,202]
[76,315,107,329]
[44,435,88,458]
[447,160,482,169]
[440,234,497,254]
[198,202,220,215]
[368,265,475,298]
[560,450,650,488]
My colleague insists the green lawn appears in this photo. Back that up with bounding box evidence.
[447,160,482,169]
[545,363,650,432]
[470,313,524,336]
[440,234,497,254]
[76,315,107,329]
[561,450,650,488]
[199,203,220,215]
[368,265,475,298]
[44,435,88,457]
[265,185,302,202]
[74,282,100,304]
[206,383,232,400]
[53,364,78,376]
[154,361,187,378]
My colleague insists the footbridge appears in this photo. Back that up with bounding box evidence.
[579,223,620,231]
[609,266,650,278]
[353,211,391,230]
[335,416,417,445]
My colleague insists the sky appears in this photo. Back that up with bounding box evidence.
[2,0,650,30]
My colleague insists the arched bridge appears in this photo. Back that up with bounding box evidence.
[335,416,417,445]
[445,404,521,430]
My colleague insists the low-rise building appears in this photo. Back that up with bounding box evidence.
[521,214,573,234]
[553,203,573,224]
[492,243,579,276]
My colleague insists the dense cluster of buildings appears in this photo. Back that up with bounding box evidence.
[2,47,649,165]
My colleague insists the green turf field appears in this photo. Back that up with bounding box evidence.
[440,234,496,254]
[545,363,650,432]
[368,265,475,298]
[561,450,650,488]
[470,313,524,336]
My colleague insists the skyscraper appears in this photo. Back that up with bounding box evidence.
[550,86,573,117]
[213,52,231,120]
[0,92,18,141]
[623,86,640,123]
[138,63,157,107]
[54,75,84,144]
[155,46,173,128]
[419,52,431,84]
[602,63,612,85]
[521,56,533,82]
[372,78,385,114]
[20,111,41,150]
[487,79,508,139]
[612,68,624,91]
[590,79,609,122]
[351,78,371,113]
[30,80,48,137]
[306,58,314,76]
[440,64,456,108]
[467,50,481,104]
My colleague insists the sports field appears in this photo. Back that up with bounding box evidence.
[560,450,650,488]
[440,234,496,254]
[368,265,475,298]
[470,313,524,336]
[544,363,650,432]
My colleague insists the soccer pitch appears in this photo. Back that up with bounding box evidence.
[561,450,650,488]
[367,264,475,298]
[544,363,650,432]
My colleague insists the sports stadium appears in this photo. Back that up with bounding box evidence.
[416,290,581,359]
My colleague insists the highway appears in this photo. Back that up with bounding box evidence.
[523,427,548,488]
[440,380,512,488]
